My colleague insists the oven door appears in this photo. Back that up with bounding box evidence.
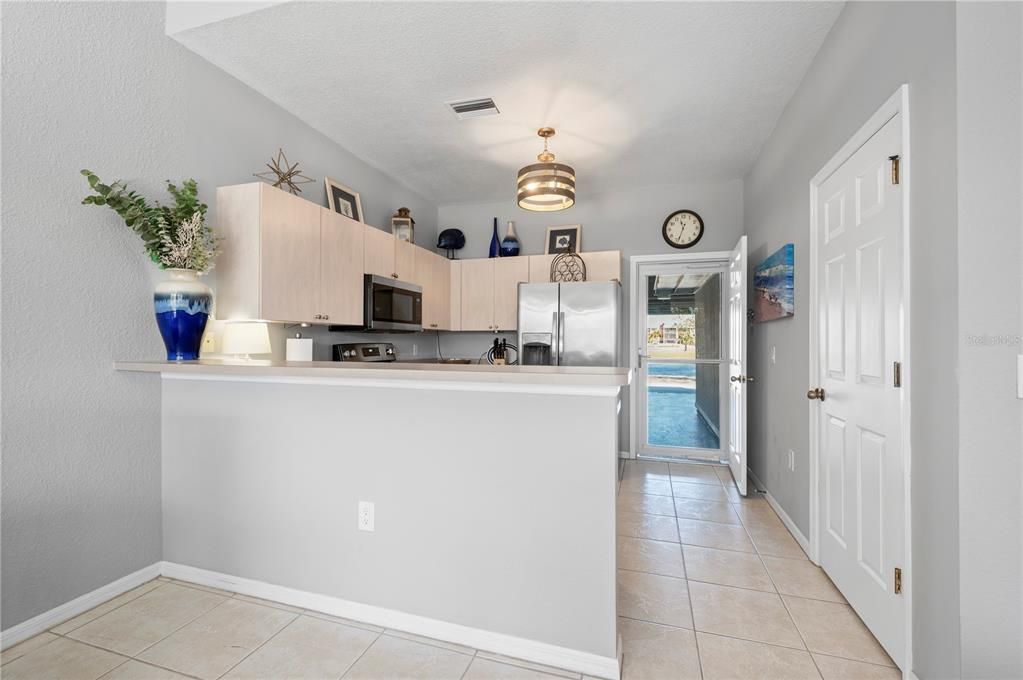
[365,275,422,332]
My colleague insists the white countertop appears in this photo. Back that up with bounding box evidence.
[114,359,632,388]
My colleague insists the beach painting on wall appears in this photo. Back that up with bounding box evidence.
[754,244,794,322]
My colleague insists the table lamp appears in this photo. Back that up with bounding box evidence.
[221,321,271,360]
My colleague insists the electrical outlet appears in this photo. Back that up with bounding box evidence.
[412,343,418,357]
[771,346,777,365]
[358,501,375,532]
[788,450,795,472]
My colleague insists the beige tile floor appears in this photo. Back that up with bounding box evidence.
[1,578,587,680]
[1,459,898,680]
[616,459,900,680]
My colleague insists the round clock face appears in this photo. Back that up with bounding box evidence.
[662,210,704,249]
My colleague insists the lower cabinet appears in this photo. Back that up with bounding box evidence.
[460,258,529,331]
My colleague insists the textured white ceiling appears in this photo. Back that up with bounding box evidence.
[169,2,844,203]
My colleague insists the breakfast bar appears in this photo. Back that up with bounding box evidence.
[116,360,630,678]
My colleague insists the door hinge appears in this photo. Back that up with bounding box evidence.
[894,567,903,594]
[889,155,901,185]
[893,361,902,388]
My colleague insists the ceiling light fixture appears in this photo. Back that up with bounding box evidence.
[517,127,575,212]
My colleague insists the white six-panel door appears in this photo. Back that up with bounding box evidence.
[814,113,905,665]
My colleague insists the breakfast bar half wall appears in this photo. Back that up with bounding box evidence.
[116,360,630,678]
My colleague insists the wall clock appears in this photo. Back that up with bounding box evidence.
[662,209,704,249]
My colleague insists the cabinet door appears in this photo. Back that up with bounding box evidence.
[364,226,395,279]
[395,239,416,282]
[460,258,495,331]
[320,209,365,325]
[493,257,529,332]
[528,254,554,283]
[415,247,450,330]
[259,185,321,322]
[448,260,462,331]
[582,250,622,281]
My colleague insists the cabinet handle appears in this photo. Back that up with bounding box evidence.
[392,273,399,279]
[313,314,322,320]
[322,314,329,320]
[430,323,438,328]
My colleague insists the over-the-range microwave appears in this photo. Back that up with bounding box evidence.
[329,274,422,333]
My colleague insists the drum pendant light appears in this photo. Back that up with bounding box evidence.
[517,127,575,211]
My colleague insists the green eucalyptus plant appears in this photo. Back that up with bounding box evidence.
[81,169,221,273]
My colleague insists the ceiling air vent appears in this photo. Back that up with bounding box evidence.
[447,97,500,120]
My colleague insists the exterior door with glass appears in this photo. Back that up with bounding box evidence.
[635,261,727,462]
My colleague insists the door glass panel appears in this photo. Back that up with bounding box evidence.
[644,270,722,452]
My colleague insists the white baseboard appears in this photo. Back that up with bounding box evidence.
[0,562,161,650]
[160,562,620,679]
[746,470,812,556]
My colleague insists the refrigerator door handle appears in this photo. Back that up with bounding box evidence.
[558,311,566,364]
[552,311,560,366]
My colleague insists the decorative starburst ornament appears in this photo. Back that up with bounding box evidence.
[254,148,315,195]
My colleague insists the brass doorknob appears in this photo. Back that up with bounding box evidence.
[807,387,825,401]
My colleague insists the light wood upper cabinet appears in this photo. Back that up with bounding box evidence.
[395,239,415,282]
[364,226,395,280]
[527,250,622,283]
[319,209,365,325]
[364,226,415,282]
[493,258,529,331]
[414,246,451,330]
[459,257,529,331]
[217,183,364,325]
[258,186,321,323]
[449,260,462,331]
[460,259,496,331]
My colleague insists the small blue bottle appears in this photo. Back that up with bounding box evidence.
[488,217,500,258]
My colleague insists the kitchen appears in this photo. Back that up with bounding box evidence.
[5,2,1018,680]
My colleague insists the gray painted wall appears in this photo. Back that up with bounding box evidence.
[1,1,435,630]
[955,4,1023,678]
[161,377,619,661]
[742,3,960,677]
[438,179,744,450]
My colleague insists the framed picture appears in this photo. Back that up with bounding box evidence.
[324,178,363,223]
[545,225,581,254]
[753,243,795,322]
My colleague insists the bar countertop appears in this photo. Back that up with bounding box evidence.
[114,359,632,389]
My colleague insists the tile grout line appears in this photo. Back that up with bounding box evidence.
[337,629,387,680]
[128,593,235,661]
[48,579,166,637]
[672,481,706,680]
[212,610,302,680]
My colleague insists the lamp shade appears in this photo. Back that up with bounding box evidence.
[517,127,575,212]
[516,162,576,211]
[221,322,271,357]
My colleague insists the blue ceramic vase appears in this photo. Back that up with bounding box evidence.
[488,217,500,258]
[500,221,520,257]
[154,269,212,361]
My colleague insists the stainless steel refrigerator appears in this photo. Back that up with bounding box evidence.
[517,281,621,367]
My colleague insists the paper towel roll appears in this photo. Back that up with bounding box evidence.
[286,337,313,362]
